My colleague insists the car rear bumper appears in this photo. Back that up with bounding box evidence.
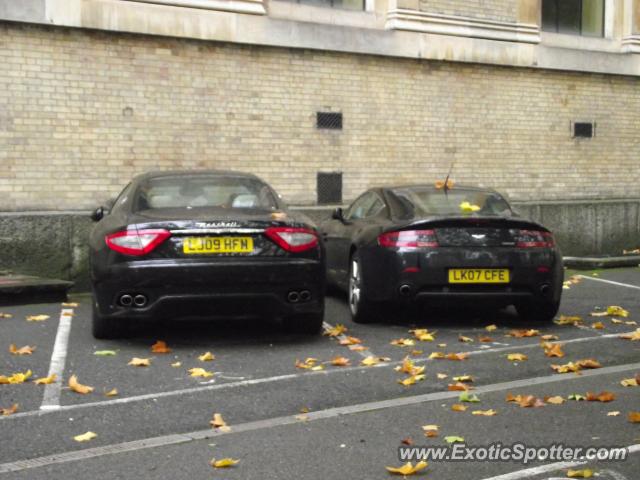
[92,257,325,320]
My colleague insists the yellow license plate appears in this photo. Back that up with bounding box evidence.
[183,237,254,254]
[448,269,510,284]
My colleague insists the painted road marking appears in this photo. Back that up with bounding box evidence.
[578,275,640,290]
[323,321,373,359]
[3,329,636,420]
[40,308,74,411]
[478,445,639,480]
[1,362,639,474]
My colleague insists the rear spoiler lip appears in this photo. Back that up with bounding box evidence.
[385,215,551,234]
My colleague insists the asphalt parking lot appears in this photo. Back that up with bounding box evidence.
[0,268,639,479]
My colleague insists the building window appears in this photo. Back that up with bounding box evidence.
[282,0,364,11]
[542,0,604,37]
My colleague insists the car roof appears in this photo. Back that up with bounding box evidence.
[132,170,263,183]
[382,184,500,194]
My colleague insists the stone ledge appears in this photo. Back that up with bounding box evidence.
[385,9,540,44]
[622,35,640,53]
[563,256,640,270]
[125,0,266,15]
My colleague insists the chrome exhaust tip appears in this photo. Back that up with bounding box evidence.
[120,294,133,307]
[540,284,551,296]
[300,290,311,302]
[287,291,300,303]
[399,284,412,297]
[133,294,148,308]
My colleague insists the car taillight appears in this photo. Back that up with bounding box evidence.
[515,230,555,248]
[378,230,439,248]
[264,227,319,253]
[105,229,171,256]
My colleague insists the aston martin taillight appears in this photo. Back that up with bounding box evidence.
[515,230,555,248]
[105,229,171,256]
[264,227,319,253]
[378,230,439,248]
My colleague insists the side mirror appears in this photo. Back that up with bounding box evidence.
[91,206,107,222]
[331,207,344,221]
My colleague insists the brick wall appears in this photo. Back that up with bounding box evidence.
[417,0,519,22]
[1,23,639,211]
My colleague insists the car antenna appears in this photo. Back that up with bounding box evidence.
[443,162,454,197]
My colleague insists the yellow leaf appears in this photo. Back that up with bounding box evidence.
[330,356,350,367]
[151,340,171,354]
[398,374,425,387]
[171,362,182,368]
[74,431,97,442]
[105,388,118,397]
[542,343,564,358]
[436,373,448,379]
[555,315,582,325]
[620,328,640,341]
[1,403,18,416]
[68,374,93,394]
[9,344,36,355]
[210,458,240,468]
[607,411,620,416]
[507,353,528,362]
[210,413,231,432]
[567,468,594,478]
[545,396,565,405]
[429,352,445,359]
[508,329,540,338]
[188,367,213,378]
[361,356,389,366]
[445,353,469,361]
[541,334,559,341]
[629,412,640,423]
[485,324,497,332]
[437,343,447,348]
[459,201,480,213]
[606,306,629,317]
[391,338,415,347]
[2,370,32,384]
[591,322,605,330]
[620,377,639,387]
[128,357,151,367]
[395,357,424,376]
[0,312,13,319]
[324,324,347,337]
[34,374,57,385]
[410,329,436,342]
[61,302,79,307]
[472,409,497,416]
[385,461,428,475]
[198,351,215,362]
[453,375,473,383]
[25,315,49,322]
[311,365,324,371]
[611,318,623,324]
[458,335,474,343]
[339,336,362,345]
[422,424,438,432]
[451,404,467,412]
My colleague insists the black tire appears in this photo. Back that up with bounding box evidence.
[348,253,381,324]
[515,300,560,323]
[92,303,125,339]
[283,312,324,335]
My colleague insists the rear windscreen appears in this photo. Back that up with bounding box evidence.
[388,187,512,216]
[134,175,279,212]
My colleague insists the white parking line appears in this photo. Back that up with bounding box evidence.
[322,321,374,359]
[578,275,640,290]
[1,362,639,474]
[40,308,74,411]
[2,329,636,421]
[478,445,640,480]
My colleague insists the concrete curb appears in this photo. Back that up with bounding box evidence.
[563,255,640,270]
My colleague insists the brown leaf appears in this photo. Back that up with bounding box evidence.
[586,391,616,403]
[68,375,94,394]
[401,437,413,446]
[542,342,564,358]
[447,382,469,391]
[478,335,493,343]
[330,356,350,367]
[451,404,467,412]
[1,403,18,416]
[508,329,540,338]
[9,344,36,355]
[628,412,640,423]
[445,353,469,361]
[591,322,605,330]
[338,336,361,346]
[150,340,171,354]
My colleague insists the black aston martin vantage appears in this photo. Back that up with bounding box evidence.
[320,184,563,323]
[89,170,325,338]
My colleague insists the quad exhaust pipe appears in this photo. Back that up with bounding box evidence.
[399,284,412,297]
[119,293,148,308]
[287,290,312,303]
[539,284,551,296]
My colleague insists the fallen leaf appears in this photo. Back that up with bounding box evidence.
[0,313,13,319]
[210,413,231,432]
[401,437,413,446]
[607,411,620,416]
[478,335,493,343]
[625,320,637,326]
[410,329,436,342]
[459,391,480,403]
[385,461,428,475]
[472,409,497,416]
[198,351,215,362]
[391,338,415,347]
[348,345,367,351]
[9,344,36,355]
[568,394,586,401]
[611,318,624,324]
[94,350,117,356]
[591,322,605,330]
[606,306,629,317]
[324,324,347,337]
[361,356,390,366]
[429,352,445,359]
[620,376,639,387]
[395,357,424,376]
[25,315,49,322]
[339,336,361,346]
[458,335,473,343]
[577,359,601,369]
[555,315,582,325]
[507,353,528,362]
[436,373,448,379]
[586,391,616,402]
[566,468,594,478]
[444,435,465,443]
[0,370,32,384]
[541,334,559,341]
[171,362,182,368]
[74,431,97,442]
[189,367,213,378]
[627,412,640,423]
[295,414,309,421]
[451,404,468,412]
[551,362,581,374]
[508,329,540,338]
[62,302,79,307]
[445,353,468,361]
[435,178,455,190]
[422,425,439,437]
[545,396,565,405]
[485,324,497,332]
[210,458,239,468]
[295,358,319,369]
[620,328,640,341]
[411,350,423,356]
[105,388,118,397]
[1,404,18,416]
[34,374,57,385]
[519,395,546,408]
[590,311,608,317]
[398,374,426,387]
[330,356,350,367]
[151,340,171,354]
[452,375,473,383]
[128,357,151,367]
[542,343,564,358]
[437,343,447,348]
[68,375,93,394]
[448,382,470,391]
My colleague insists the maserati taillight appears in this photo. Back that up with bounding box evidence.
[378,230,439,248]
[264,227,319,253]
[105,229,171,256]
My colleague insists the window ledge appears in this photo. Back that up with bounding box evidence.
[540,31,622,53]
[125,0,266,15]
